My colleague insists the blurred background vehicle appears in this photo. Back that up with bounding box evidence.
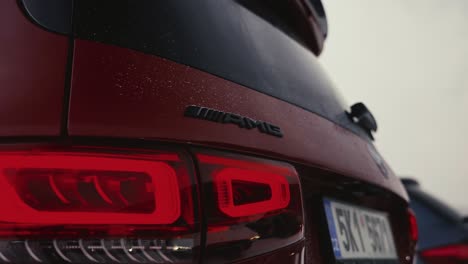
[402,178,468,264]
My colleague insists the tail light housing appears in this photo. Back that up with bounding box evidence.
[421,244,468,264]
[0,147,200,263]
[196,151,304,263]
[406,208,418,263]
[408,208,418,243]
[0,145,304,263]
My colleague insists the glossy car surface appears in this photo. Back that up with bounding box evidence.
[0,1,415,263]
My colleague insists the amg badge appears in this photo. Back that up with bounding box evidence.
[184,105,283,138]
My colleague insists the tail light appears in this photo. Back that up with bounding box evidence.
[0,147,199,263]
[408,208,418,243]
[195,151,304,263]
[421,244,468,264]
[406,208,418,263]
[0,146,304,263]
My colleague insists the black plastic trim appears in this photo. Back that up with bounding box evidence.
[19,0,72,35]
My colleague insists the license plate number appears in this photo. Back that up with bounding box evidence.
[323,198,398,261]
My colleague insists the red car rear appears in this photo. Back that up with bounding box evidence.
[0,1,416,263]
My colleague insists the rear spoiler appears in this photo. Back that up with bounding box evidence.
[292,0,328,55]
[401,178,420,187]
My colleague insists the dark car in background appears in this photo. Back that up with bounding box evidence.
[0,0,416,263]
[402,178,468,264]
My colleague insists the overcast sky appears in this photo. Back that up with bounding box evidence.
[320,0,468,212]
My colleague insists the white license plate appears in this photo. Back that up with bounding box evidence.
[323,198,398,261]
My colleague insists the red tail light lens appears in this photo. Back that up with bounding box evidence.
[0,148,199,263]
[408,208,418,243]
[0,146,305,263]
[1,154,181,224]
[196,151,304,263]
[421,244,468,264]
[214,167,290,217]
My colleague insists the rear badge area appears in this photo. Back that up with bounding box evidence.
[184,105,283,138]
[367,145,389,178]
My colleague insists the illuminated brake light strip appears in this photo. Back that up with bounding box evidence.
[197,153,297,219]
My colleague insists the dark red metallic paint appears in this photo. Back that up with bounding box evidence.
[68,40,407,201]
[0,0,68,136]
